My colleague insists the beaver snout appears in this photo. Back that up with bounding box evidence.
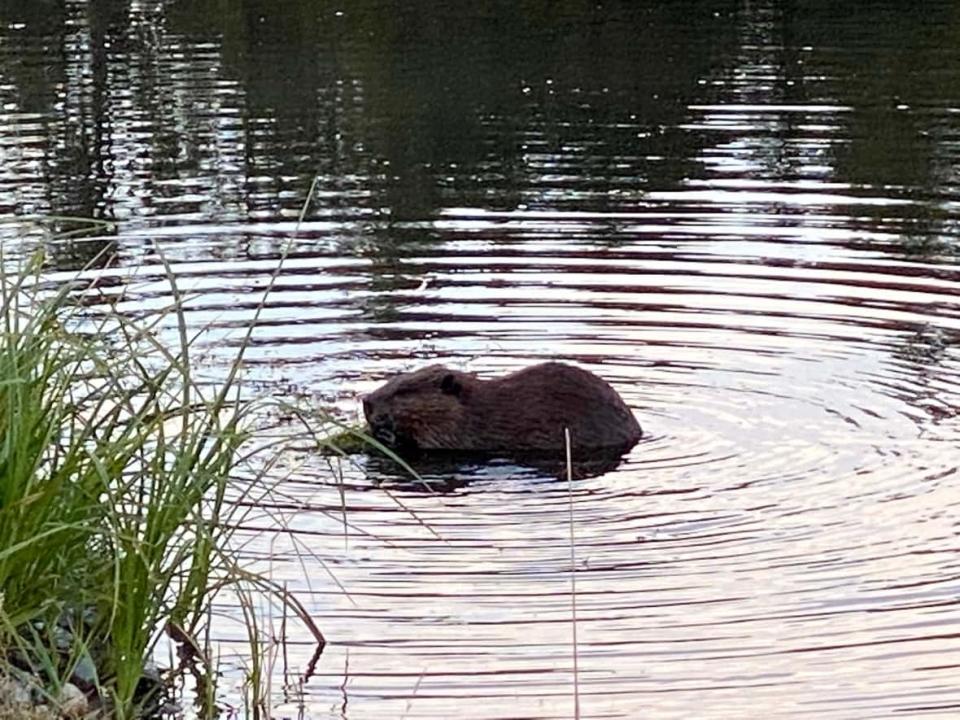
[367,413,396,445]
[363,396,398,446]
[371,422,396,446]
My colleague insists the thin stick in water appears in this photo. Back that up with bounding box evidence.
[565,427,581,720]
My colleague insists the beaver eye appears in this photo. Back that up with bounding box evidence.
[440,373,462,396]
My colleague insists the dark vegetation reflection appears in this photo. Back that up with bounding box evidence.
[0,2,957,266]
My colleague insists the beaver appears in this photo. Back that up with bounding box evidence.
[363,362,642,454]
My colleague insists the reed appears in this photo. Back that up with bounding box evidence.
[0,249,317,718]
[565,427,581,720]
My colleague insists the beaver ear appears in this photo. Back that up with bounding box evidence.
[440,373,462,397]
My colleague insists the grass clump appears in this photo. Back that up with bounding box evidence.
[315,424,371,454]
[0,251,306,718]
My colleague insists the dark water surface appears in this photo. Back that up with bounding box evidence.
[3,1,960,717]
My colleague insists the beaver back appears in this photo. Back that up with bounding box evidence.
[363,361,642,454]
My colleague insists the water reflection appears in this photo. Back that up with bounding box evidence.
[3,0,960,717]
[366,447,639,487]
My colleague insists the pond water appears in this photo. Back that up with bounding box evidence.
[3,1,960,718]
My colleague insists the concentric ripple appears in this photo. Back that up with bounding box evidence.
[4,1,960,716]
[104,202,956,720]
[22,200,960,718]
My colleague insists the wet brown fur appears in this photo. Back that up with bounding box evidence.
[363,362,642,454]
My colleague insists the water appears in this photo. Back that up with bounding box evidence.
[3,1,960,717]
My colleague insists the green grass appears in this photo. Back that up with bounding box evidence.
[0,249,321,718]
[315,425,371,454]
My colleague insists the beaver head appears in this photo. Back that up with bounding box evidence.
[362,365,475,451]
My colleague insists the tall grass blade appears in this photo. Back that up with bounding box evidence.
[565,427,581,720]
